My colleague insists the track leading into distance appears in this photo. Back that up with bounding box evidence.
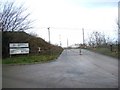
[3,49,118,88]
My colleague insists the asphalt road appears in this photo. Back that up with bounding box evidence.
[3,49,118,88]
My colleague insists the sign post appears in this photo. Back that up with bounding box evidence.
[9,43,29,57]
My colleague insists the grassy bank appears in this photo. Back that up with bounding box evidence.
[2,31,63,64]
[86,46,118,58]
[2,53,62,64]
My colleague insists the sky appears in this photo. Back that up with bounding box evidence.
[2,0,119,47]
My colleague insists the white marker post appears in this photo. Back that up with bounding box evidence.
[79,44,82,55]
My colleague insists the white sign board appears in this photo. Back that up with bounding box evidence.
[10,48,29,55]
[9,43,29,55]
[10,43,29,48]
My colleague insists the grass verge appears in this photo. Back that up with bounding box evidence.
[0,60,1,64]
[2,53,61,64]
[86,47,118,58]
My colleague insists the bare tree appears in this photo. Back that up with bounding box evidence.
[0,1,33,32]
[88,31,107,47]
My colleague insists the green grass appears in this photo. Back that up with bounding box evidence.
[86,47,118,58]
[0,60,2,64]
[2,54,61,64]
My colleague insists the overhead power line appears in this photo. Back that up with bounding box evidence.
[39,27,82,30]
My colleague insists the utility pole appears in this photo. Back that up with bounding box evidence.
[59,34,62,46]
[82,28,85,45]
[79,28,84,55]
[67,38,69,48]
[48,27,50,44]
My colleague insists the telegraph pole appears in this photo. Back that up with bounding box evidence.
[67,38,68,48]
[48,27,50,44]
[79,28,84,55]
[59,34,62,46]
[82,28,85,45]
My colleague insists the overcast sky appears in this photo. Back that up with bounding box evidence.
[3,0,119,47]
